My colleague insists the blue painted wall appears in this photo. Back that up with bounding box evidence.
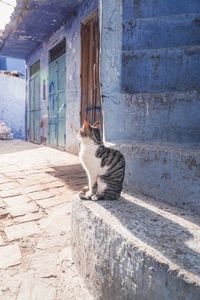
[100,0,200,214]
[6,57,25,75]
[0,56,7,70]
[27,0,99,153]
[0,75,25,139]
[26,0,200,148]
[100,0,200,144]
[0,56,25,75]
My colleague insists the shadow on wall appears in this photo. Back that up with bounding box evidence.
[46,164,87,192]
[97,196,200,279]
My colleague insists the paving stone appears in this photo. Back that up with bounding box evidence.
[14,212,42,224]
[4,222,40,241]
[3,195,31,207]
[0,200,6,208]
[16,276,56,300]
[28,190,55,201]
[28,250,59,278]
[0,271,30,300]
[24,184,48,194]
[0,207,9,218]
[38,206,71,234]
[36,235,66,250]
[0,177,12,185]
[1,218,13,227]
[0,244,22,268]
[36,195,67,209]
[0,190,22,198]
[0,234,4,245]
[0,182,21,191]
[8,202,39,217]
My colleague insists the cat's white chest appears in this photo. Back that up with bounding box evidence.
[79,143,100,170]
[79,142,107,176]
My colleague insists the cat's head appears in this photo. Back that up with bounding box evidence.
[78,119,102,145]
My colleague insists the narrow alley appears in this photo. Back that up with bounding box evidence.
[0,140,92,300]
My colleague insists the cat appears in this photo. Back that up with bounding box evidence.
[78,119,125,201]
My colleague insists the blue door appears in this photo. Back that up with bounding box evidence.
[29,71,40,143]
[48,54,66,148]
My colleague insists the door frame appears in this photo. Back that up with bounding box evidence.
[80,9,102,127]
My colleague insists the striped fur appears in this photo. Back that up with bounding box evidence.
[78,120,125,201]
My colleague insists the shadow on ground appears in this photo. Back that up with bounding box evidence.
[47,164,87,192]
[0,140,41,154]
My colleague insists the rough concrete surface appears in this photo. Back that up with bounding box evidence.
[0,140,92,300]
[72,193,200,300]
[107,141,200,215]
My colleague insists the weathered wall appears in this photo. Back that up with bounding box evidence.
[100,0,200,144]
[0,75,25,139]
[27,0,99,153]
[109,141,200,214]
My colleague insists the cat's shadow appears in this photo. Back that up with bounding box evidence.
[97,195,200,280]
[47,163,87,192]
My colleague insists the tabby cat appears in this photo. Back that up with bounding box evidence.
[78,119,125,201]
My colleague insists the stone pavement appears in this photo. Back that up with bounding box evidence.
[0,140,92,300]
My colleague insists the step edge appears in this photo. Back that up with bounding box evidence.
[73,194,200,287]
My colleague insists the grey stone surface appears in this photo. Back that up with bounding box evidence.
[8,202,39,217]
[0,244,22,268]
[16,276,57,300]
[4,221,40,241]
[72,194,200,300]
[3,195,31,207]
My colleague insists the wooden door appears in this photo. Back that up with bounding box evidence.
[80,11,102,127]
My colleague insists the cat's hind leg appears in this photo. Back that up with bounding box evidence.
[91,176,120,201]
[91,176,107,201]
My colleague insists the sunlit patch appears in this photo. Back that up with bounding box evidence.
[0,0,16,31]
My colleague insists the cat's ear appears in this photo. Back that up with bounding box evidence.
[83,119,90,129]
[93,121,101,128]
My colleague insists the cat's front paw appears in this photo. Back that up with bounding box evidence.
[85,191,92,200]
[91,194,100,201]
[78,191,86,199]
[81,185,89,193]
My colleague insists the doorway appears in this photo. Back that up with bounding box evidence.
[29,60,41,144]
[80,11,102,127]
[48,39,66,148]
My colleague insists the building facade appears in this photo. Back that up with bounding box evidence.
[0,0,200,210]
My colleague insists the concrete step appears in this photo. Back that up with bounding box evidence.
[72,193,200,300]
[120,91,200,144]
[107,141,200,215]
[123,13,200,51]
[122,46,200,93]
[123,0,200,19]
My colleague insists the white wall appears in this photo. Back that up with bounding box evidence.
[0,75,26,139]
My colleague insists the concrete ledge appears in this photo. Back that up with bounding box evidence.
[123,91,200,143]
[72,193,200,300]
[124,13,200,51]
[122,46,200,93]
